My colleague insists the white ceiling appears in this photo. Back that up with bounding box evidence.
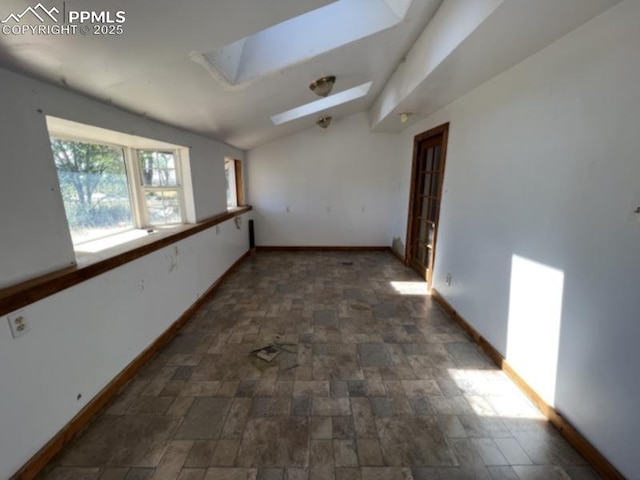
[370,0,623,132]
[0,0,441,149]
[0,0,622,150]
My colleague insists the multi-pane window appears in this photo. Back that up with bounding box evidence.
[50,137,185,246]
[138,150,182,225]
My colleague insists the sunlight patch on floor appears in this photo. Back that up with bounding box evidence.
[447,368,545,419]
[390,281,429,296]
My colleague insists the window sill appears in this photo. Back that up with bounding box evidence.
[75,224,191,267]
[0,206,252,316]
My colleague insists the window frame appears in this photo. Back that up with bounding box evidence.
[48,131,187,245]
[49,133,138,244]
[133,149,186,228]
[225,157,245,209]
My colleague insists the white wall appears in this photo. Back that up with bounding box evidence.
[0,68,250,478]
[393,1,640,476]
[247,112,400,246]
[0,215,250,479]
[0,67,244,288]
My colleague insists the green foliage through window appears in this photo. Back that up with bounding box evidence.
[138,150,177,187]
[138,150,182,225]
[51,138,134,244]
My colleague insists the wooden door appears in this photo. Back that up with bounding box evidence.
[406,123,449,286]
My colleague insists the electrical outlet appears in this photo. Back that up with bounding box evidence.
[446,273,452,286]
[286,206,290,213]
[361,205,366,213]
[8,311,29,338]
[326,206,331,213]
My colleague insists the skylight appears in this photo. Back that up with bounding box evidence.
[271,82,373,125]
[203,0,413,86]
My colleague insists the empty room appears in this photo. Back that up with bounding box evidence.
[1,0,638,479]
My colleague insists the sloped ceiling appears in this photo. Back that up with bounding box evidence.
[0,0,441,149]
[0,0,623,150]
[371,0,623,132]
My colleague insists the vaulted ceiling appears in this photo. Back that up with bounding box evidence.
[0,0,621,150]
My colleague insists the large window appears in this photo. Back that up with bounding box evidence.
[51,138,135,244]
[50,129,188,247]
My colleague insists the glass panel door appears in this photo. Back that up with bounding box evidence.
[407,126,448,287]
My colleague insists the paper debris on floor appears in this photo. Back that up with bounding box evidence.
[255,345,281,362]
[250,334,299,363]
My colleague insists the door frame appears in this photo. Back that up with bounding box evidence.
[405,122,450,288]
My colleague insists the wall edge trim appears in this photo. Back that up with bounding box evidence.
[12,249,252,480]
[430,288,625,480]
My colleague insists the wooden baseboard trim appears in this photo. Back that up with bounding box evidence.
[430,288,624,480]
[256,246,391,252]
[14,250,252,480]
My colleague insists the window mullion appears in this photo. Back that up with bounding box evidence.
[134,149,185,227]
[126,148,148,228]
[174,150,187,219]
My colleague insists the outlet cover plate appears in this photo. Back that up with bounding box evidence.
[8,311,29,338]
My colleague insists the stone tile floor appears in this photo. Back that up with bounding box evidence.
[39,251,600,480]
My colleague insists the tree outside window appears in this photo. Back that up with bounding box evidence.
[51,138,134,244]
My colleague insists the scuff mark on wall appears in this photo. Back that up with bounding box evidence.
[392,237,405,259]
[165,245,180,274]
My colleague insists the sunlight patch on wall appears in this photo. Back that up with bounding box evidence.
[506,255,564,407]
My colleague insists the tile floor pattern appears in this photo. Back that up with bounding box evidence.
[39,252,600,480]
